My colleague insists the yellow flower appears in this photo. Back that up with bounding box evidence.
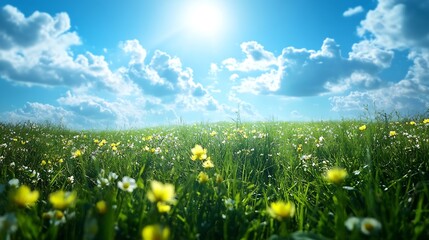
[202,158,214,168]
[325,167,347,184]
[209,131,217,137]
[359,125,367,131]
[142,224,170,240]
[12,185,39,207]
[423,119,429,124]
[267,201,295,221]
[409,121,416,126]
[49,190,77,210]
[73,149,82,158]
[157,202,171,213]
[41,160,47,166]
[147,181,176,203]
[96,200,107,214]
[389,130,397,137]
[191,144,207,161]
[197,171,209,183]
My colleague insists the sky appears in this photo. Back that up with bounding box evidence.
[0,0,428,129]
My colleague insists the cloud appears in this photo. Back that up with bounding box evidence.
[0,5,137,95]
[2,102,74,126]
[233,38,383,97]
[358,0,429,51]
[343,6,364,17]
[331,50,429,114]
[222,41,276,72]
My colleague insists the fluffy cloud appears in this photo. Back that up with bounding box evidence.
[222,41,276,72]
[358,0,429,51]
[343,6,364,17]
[233,38,383,96]
[0,5,137,95]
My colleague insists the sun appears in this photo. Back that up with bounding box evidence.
[184,2,224,38]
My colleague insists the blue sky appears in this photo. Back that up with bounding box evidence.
[1,0,428,129]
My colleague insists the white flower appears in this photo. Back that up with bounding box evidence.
[345,217,360,231]
[117,176,137,192]
[97,178,109,188]
[360,217,382,235]
[108,172,118,182]
[8,178,19,188]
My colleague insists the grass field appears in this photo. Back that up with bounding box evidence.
[1,119,429,239]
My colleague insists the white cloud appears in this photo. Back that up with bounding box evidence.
[0,5,137,95]
[358,0,429,51]
[222,41,276,72]
[343,6,364,17]
[349,40,394,68]
[233,38,383,96]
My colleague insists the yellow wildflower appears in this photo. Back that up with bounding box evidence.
[49,190,77,210]
[191,144,207,161]
[41,160,47,166]
[267,201,295,221]
[142,224,170,240]
[423,119,429,124]
[147,181,176,203]
[157,202,171,213]
[325,167,347,184]
[409,121,416,126]
[202,158,214,168]
[96,200,107,214]
[359,125,367,131]
[72,149,82,158]
[209,131,217,137]
[198,171,209,183]
[389,131,396,137]
[12,185,39,208]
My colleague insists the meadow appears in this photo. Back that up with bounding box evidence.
[1,118,429,240]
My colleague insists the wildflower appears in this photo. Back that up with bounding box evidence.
[117,176,137,193]
[191,144,207,161]
[423,119,429,124]
[72,149,82,158]
[8,178,19,188]
[41,160,47,166]
[325,167,347,184]
[147,181,176,203]
[67,176,75,184]
[267,201,295,221]
[409,121,416,126]
[202,158,214,168]
[97,178,109,188]
[49,190,77,210]
[198,171,209,183]
[361,217,382,235]
[157,202,171,213]
[359,125,367,131]
[210,131,217,136]
[345,217,382,235]
[297,144,302,152]
[12,185,39,207]
[389,131,397,137]
[96,200,107,214]
[142,224,170,240]
[108,172,118,182]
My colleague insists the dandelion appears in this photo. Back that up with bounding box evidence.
[12,185,39,208]
[267,201,295,221]
[117,176,137,193]
[361,217,382,235]
[191,144,207,161]
[142,224,170,240]
[198,171,209,183]
[359,125,367,131]
[147,180,176,203]
[202,158,214,168]
[389,131,397,137]
[325,167,347,184]
[49,190,77,210]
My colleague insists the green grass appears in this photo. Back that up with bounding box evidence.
[0,119,429,239]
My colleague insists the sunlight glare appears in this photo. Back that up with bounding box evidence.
[184,2,224,38]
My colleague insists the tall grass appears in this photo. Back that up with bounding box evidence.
[0,119,428,239]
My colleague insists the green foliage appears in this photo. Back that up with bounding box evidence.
[0,119,429,239]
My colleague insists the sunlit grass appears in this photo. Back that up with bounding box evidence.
[0,119,429,239]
